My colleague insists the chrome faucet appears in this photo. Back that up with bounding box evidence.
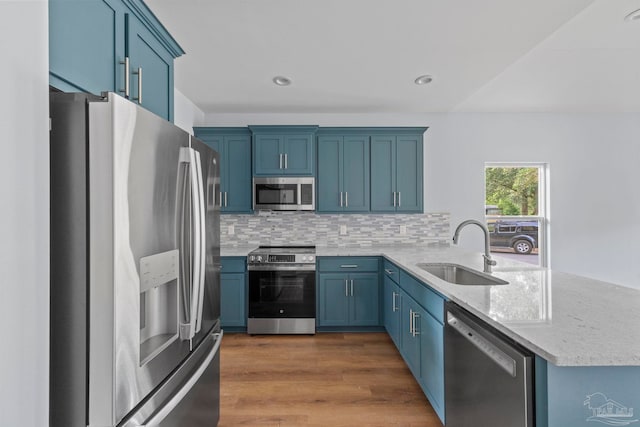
[452,219,497,273]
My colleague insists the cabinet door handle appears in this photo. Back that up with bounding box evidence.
[279,153,283,169]
[345,279,349,297]
[392,292,397,312]
[219,191,223,208]
[224,192,228,207]
[409,309,414,336]
[411,310,420,337]
[345,192,348,207]
[350,279,354,297]
[119,57,130,98]
[133,67,142,104]
[340,191,343,207]
[393,191,397,207]
[398,191,401,208]
[284,153,288,169]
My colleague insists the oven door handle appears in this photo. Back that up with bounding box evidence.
[248,265,316,272]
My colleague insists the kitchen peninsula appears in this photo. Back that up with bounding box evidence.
[223,243,640,427]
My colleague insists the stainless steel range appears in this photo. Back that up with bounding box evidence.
[247,246,316,334]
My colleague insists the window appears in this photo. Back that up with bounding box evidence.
[485,163,549,267]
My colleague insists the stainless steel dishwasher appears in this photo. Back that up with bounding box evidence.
[445,301,534,427]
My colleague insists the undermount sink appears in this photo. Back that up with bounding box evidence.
[417,263,509,286]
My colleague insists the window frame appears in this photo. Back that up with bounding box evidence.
[484,162,550,268]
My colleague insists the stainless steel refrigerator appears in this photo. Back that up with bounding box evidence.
[50,92,222,427]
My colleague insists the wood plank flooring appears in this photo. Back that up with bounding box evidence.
[219,333,443,427]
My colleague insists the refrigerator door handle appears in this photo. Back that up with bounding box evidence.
[133,331,224,427]
[178,147,201,341]
[193,150,206,333]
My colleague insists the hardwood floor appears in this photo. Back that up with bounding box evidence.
[219,333,443,427]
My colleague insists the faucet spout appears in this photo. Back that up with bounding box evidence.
[452,219,497,273]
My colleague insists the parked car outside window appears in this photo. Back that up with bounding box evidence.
[487,220,538,255]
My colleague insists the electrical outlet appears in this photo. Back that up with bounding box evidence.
[339,225,348,235]
[399,225,407,235]
[227,224,235,235]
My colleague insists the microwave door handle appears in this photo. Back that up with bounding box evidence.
[132,331,224,427]
[193,150,206,333]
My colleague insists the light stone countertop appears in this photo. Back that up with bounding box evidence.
[220,245,257,257]
[222,243,640,367]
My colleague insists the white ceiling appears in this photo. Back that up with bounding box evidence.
[147,0,640,114]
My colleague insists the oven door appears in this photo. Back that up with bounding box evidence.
[248,269,316,319]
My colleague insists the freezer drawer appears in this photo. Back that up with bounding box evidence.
[120,330,223,427]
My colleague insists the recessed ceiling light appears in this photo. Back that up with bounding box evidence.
[414,75,433,85]
[624,8,640,21]
[272,76,292,86]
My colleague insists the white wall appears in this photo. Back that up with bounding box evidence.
[425,113,640,289]
[174,88,205,134]
[198,111,640,289]
[0,1,50,426]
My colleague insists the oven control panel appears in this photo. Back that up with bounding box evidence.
[248,253,315,264]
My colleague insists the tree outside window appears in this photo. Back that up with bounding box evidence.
[485,164,548,267]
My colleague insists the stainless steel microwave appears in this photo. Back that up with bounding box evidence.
[253,177,315,211]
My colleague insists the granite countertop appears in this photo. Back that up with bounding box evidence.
[222,243,640,367]
[221,245,257,257]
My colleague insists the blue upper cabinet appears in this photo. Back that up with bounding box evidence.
[395,136,424,212]
[317,132,370,213]
[49,0,125,96]
[370,128,426,213]
[371,136,396,212]
[126,13,175,121]
[194,128,252,213]
[250,126,318,176]
[49,0,184,122]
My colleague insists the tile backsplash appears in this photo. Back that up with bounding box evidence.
[220,211,450,247]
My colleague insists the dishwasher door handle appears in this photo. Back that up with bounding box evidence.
[447,312,517,377]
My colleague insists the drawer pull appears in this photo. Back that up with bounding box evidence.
[340,264,359,268]
[384,269,395,275]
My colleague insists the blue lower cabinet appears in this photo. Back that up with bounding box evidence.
[385,261,445,424]
[220,273,246,327]
[220,257,246,328]
[317,274,351,326]
[400,293,422,378]
[419,311,445,422]
[349,273,379,325]
[383,276,401,347]
[536,357,640,427]
[317,272,379,327]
